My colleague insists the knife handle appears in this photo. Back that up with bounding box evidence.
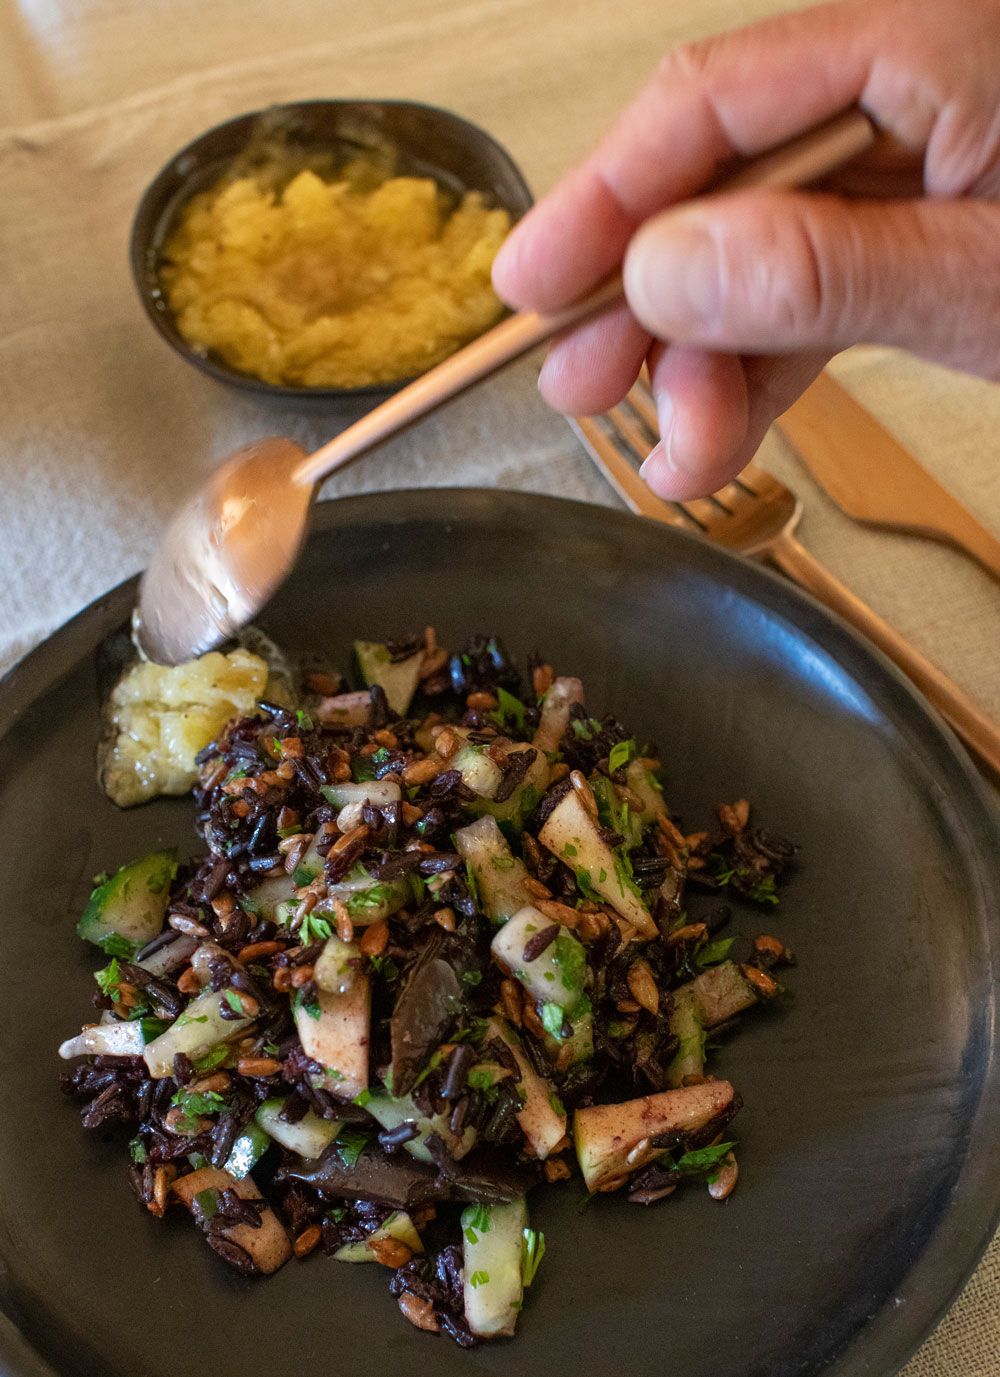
[769,530,1000,780]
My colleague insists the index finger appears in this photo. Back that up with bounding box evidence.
[492,0,879,311]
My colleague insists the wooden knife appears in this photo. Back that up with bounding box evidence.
[777,371,1000,584]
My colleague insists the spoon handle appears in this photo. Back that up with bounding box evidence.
[294,107,874,490]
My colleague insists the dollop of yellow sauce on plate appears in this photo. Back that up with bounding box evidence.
[159,162,512,388]
[100,649,269,808]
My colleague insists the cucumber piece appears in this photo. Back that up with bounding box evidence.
[354,641,423,717]
[473,744,549,828]
[322,866,411,926]
[486,1018,566,1160]
[573,1081,736,1192]
[454,816,532,924]
[242,872,297,922]
[76,849,176,950]
[538,790,658,938]
[224,1123,272,1179]
[491,907,587,1012]
[334,1210,423,1262]
[143,986,254,1078]
[314,934,363,995]
[320,780,402,812]
[679,960,761,1028]
[294,978,370,1100]
[255,1097,341,1159]
[453,744,505,799]
[531,676,584,756]
[667,987,705,1088]
[365,1088,476,1163]
[461,1199,527,1338]
[58,1020,147,1059]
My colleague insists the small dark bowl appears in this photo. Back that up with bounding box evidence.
[129,99,534,411]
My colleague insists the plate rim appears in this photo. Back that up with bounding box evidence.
[1,485,998,1377]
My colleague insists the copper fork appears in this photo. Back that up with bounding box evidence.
[570,383,1000,777]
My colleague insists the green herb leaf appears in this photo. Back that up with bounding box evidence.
[461,969,483,986]
[194,1187,220,1219]
[495,687,528,734]
[299,912,333,945]
[336,1127,370,1169]
[548,1090,565,1116]
[540,1003,568,1040]
[469,1270,491,1288]
[293,988,322,1021]
[608,740,635,773]
[128,1136,147,1164]
[353,1088,372,1108]
[94,957,120,997]
[491,856,515,871]
[176,1012,209,1027]
[676,1141,737,1181]
[97,933,140,959]
[296,709,314,731]
[171,1088,225,1116]
[192,1044,229,1072]
[223,989,246,1016]
[521,1228,546,1287]
[695,938,735,968]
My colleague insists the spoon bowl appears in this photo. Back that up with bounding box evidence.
[136,438,312,663]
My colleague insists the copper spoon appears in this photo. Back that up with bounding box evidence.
[136,109,874,665]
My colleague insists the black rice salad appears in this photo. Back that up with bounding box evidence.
[61,629,796,1344]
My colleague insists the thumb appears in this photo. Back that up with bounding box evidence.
[622,190,1000,378]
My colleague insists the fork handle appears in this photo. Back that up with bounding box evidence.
[770,531,1000,778]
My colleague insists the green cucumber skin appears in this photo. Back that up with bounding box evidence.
[225,1123,272,1179]
[76,849,177,948]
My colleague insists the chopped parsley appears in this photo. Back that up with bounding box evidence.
[94,957,120,998]
[97,933,139,959]
[369,953,400,981]
[491,855,515,871]
[128,1136,147,1164]
[469,1271,491,1288]
[298,911,333,945]
[574,867,601,901]
[461,969,483,986]
[548,1090,565,1116]
[467,1067,501,1102]
[335,1128,371,1169]
[353,1088,372,1108]
[608,739,635,773]
[293,988,322,1020]
[540,1003,569,1040]
[296,709,314,731]
[191,1044,229,1072]
[695,938,735,968]
[463,1203,492,1244]
[495,686,528,734]
[175,1012,209,1027]
[223,990,246,1016]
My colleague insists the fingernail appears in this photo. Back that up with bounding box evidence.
[625,212,720,333]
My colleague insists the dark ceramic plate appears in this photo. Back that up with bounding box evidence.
[1,489,998,1377]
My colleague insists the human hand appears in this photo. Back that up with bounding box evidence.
[491,0,1000,499]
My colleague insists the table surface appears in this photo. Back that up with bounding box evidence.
[1,1,998,1372]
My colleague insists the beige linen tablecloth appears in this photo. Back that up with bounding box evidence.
[1,1,999,1371]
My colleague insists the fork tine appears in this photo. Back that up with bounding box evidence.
[568,416,688,528]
